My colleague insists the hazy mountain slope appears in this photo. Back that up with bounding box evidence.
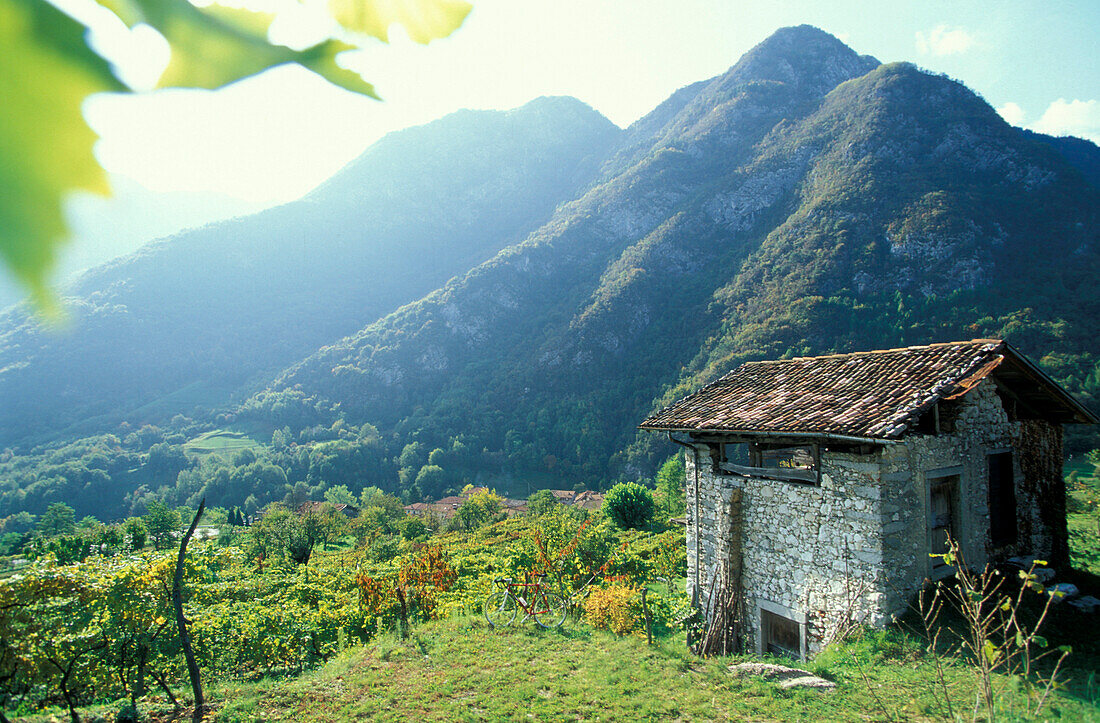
[0,97,619,446]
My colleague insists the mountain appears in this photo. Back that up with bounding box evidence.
[1,25,1097,519]
[0,96,620,446]
[255,26,1099,492]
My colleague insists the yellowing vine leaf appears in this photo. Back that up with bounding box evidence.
[0,0,124,314]
[328,0,471,44]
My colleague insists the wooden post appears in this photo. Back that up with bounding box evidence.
[396,586,409,639]
[174,498,205,720]
[726,487,743,654]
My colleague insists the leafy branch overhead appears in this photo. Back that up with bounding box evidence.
[0,0,472,311]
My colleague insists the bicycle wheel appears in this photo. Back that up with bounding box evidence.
[483,590,517,627]
[533,591,567,629]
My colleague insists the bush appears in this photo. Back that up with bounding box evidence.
[603,482,655,530]
[584,584,640,636]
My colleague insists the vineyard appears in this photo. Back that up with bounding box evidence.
[0,505,688,721]
[4,474,1100,722]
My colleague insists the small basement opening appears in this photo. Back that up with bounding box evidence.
[761,609,801,658]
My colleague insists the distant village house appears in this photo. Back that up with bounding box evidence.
[640,339,1095,658]
[296,501,359,518]
[402,486,604,519]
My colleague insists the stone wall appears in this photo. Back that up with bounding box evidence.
[683,378,1064,658]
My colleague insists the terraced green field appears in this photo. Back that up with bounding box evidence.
[183,429,264,456]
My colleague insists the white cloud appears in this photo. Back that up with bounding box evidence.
[996,102,1025,127]
[915,25,975,56]
[1030,98,1100,144]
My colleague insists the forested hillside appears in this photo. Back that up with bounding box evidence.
[0,25,1097,521]
[0,96,619,445]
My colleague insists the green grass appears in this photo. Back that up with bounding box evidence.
[1070,511,1100,576]
[184,429,264,456]
[13,609,1100,722]
[201,616,1096,722]
[1068,465,1100,576]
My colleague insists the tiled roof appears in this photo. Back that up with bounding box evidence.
[572,491,605,510]
[297,501,358,516]
[640,339,1092,440]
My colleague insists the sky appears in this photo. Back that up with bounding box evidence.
[3,0,1098,303]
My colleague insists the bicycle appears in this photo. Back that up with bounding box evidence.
[483,574,567,629]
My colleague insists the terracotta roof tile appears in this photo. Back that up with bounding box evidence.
[639,340,1009,439]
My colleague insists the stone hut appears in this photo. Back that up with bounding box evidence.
[639,339,1095,658]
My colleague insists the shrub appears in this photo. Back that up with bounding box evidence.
[527,489,559,516]
[603,482,655,530]
[584,584,640,636]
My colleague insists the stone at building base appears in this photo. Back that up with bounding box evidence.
[727,662,837,691]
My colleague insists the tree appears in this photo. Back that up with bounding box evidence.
[398,442,426,470]
[324,484,358,507]
[173,499,206,721]
[3,0,472,311]
[359,485,386,508]
[527,489,559,516]
[603,482,655,530]
[246,503,345,565]
[1,511,35,536]
[37,502,76,537]
[399,515,429,540]
[654,456,686,518]
[454,489,502,530]
[143,500,181,550]
[415,465,447,498]
[124,517,147,550]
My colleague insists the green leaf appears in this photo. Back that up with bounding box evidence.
[296,39,377,97]
[111,0,378,96]
[0,0,123,313]
[982,639,1000,664]
[328,0,472,44]
[1032,634,1048,648]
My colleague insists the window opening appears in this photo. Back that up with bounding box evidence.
[706,440,820,484]
[761,609,801,658]
[757,444,816,470]
[987,452,1016,548]
[929,475,958,568]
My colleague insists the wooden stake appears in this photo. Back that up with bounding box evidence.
[174,498,205,720]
